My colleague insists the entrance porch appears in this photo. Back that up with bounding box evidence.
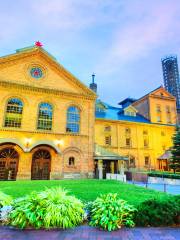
[157,150,171,171]
[94,144,128,181]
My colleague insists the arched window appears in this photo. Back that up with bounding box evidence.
[4,98,23,128]
[37,103,53,130]
[66,106,80,133]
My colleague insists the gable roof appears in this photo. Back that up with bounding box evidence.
[124,105,138,113]
[133,86,175,105]
[0,45,97,98]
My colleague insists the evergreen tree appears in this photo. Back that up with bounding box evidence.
[170,126,180,173]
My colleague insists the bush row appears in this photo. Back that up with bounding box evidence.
[0,189,180,231]
[148,172,180,179]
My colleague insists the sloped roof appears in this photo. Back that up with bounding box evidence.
[94,144,128,160]
[158,150,172,160]
[95,100,150,123]
[118,97,136,106]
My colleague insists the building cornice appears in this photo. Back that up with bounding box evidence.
[0,80,96,100]
[0,127,89,137]
[95,118,175,128]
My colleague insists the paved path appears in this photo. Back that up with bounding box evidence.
[128,181,180,195]
[0,225,179,240]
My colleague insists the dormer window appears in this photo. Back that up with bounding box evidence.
[95,101,107,113]
[124,105,137,117]
[125,111,135,116]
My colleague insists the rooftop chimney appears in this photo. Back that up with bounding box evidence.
[89,73,97,93]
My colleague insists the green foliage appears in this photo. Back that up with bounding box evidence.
[170,126,180,173]
[148,172,180,179]
[134,196,180,226]
[90,193,136,231]
[9,187,84,229]
[0,191,12,208]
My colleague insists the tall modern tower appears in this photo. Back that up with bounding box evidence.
[162,55,180,109]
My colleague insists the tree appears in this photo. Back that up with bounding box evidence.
[170,126,180,173]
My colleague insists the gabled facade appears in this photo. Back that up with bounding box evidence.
[132,86,177,124]
[0,46,96,180]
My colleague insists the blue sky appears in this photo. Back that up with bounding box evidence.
[0,0,180,105]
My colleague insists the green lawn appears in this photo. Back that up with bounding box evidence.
[0,179,171,206]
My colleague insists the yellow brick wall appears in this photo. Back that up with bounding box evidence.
[149,96,177,124]
[95,119,175,170]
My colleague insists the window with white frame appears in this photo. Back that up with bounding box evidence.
[4,98,23,128]
[66,106,80,133]
[37,102,53,130]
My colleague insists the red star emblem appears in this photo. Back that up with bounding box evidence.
[35,41,43,47]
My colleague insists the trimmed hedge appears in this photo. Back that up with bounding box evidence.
[148,172,180,180]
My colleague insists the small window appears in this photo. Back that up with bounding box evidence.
[157,115,161,122]
[125,128,131,134]
[105,136,111,146]
[166,106,170,113]
[144,156,150,166]
[144,139,149,148]
[156,105,161,113]
[69,157,75,166]
[162,145,166,151]
[161,131,165,136]
[129,156,135,167]
[126,138,131,147]
[104,126,111,132]
[167,113,171,124]
[143,130,148,135]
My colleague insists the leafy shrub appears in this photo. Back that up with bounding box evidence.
[0,191,12,208]
[9,187,84,229]
[90,193,136,231]
[134,197,180,226]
